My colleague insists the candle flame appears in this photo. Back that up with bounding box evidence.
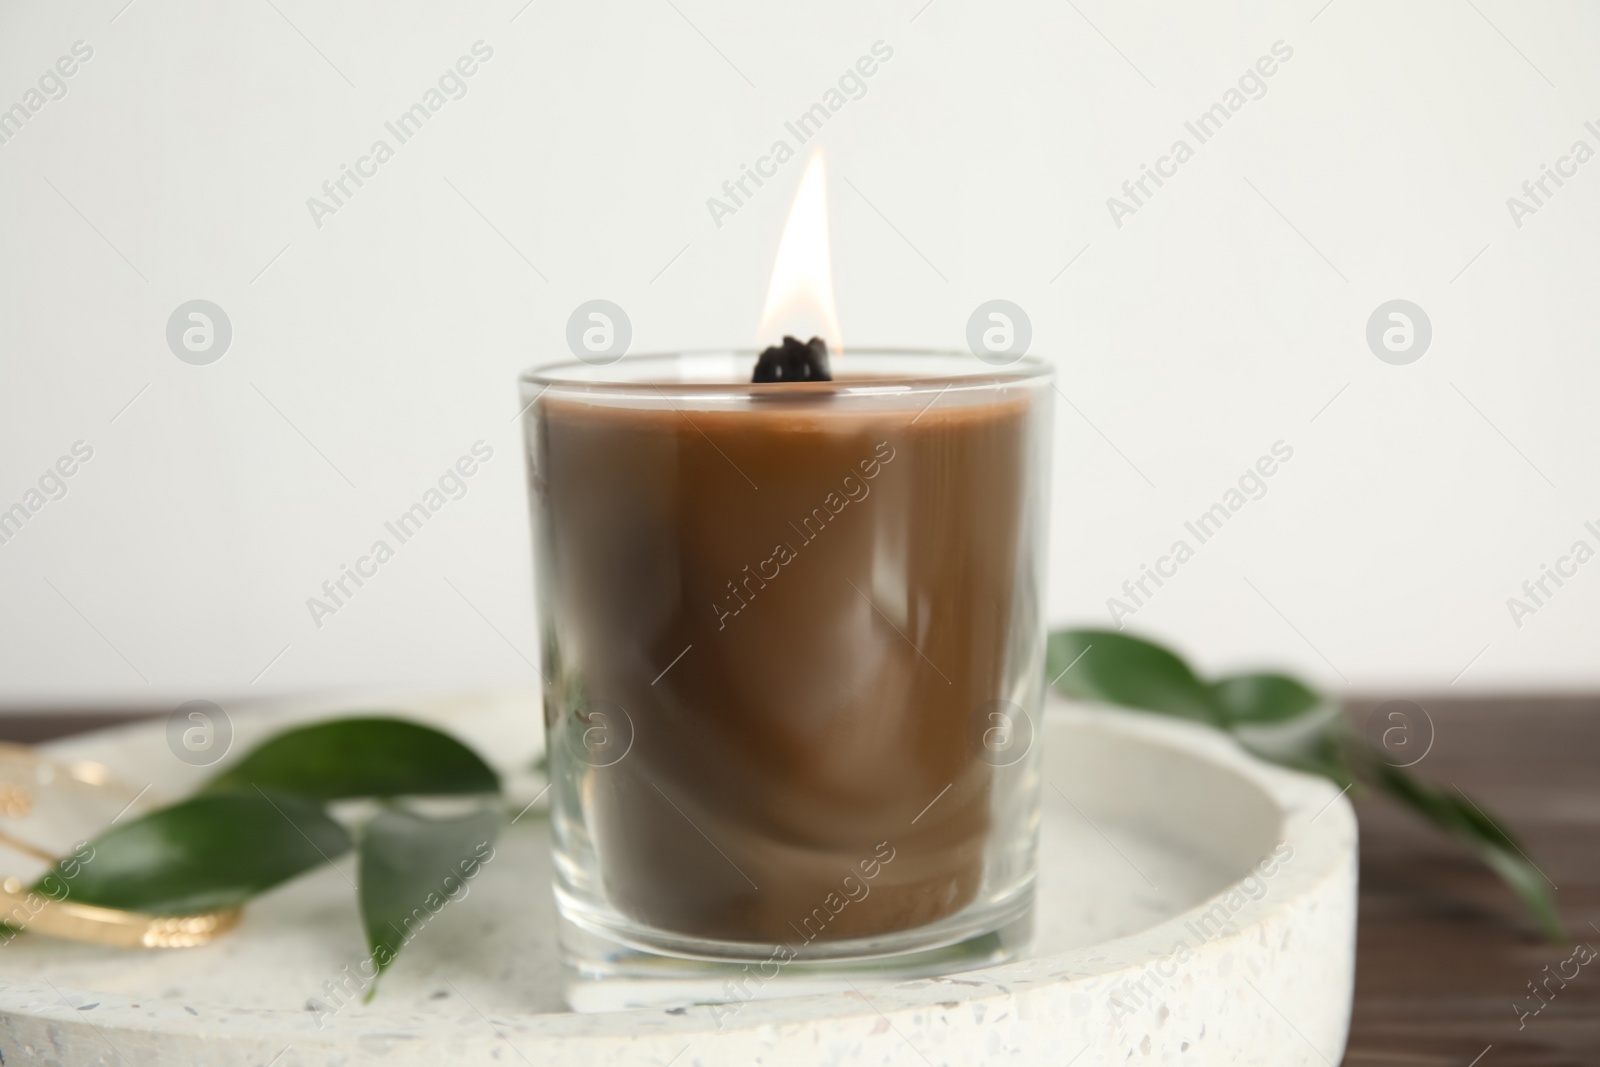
[757,149,842,352]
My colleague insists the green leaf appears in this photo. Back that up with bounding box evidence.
[1046,629,1221,724]
[1263,727,1359,790]
[1212,672,1347,770]
[206,717,500,801]
[1368,761,1565,942]
[36,792,351,915]
[1209,673,1322,725]
[358,808,500,992]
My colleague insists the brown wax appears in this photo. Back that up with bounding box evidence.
[534,389,1030,944]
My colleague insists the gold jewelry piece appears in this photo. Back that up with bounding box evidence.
[0,878,242,947]
[0,742,243,949]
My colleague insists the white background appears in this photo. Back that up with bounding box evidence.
[1,0,1597,707]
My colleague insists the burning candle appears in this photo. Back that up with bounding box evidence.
[523,152,1052,973]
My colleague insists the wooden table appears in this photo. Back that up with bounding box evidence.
[1,697,1594,1064]
[1342,696,1599,1066]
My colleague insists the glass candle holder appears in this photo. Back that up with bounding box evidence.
[520,350,1053,987]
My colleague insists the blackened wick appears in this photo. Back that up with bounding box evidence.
[752,335,832,383]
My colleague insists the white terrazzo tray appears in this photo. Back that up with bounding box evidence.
[0,689,1356,1065]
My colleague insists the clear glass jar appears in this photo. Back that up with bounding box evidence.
[520,350,1053,989]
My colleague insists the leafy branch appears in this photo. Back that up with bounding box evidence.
[29,717,506,989]
[1046,629,1564,942]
